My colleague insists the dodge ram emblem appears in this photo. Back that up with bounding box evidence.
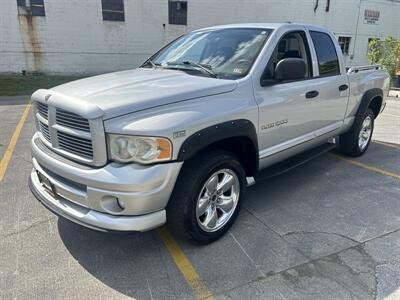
[45,94,51,102]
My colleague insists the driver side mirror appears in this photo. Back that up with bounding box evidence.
[261,58,307,86]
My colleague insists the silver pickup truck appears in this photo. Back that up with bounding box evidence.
[29,23,389,243]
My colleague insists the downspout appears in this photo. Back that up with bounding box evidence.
[325,0,331,12]
[351,0,363,63]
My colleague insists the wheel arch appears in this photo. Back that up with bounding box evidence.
[177,119,259,176]
[356,88,384,119]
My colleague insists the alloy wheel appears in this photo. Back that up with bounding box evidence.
[195,169,240,232]
[358,115,372,151]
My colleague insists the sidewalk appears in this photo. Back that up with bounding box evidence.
[389,89,400,98]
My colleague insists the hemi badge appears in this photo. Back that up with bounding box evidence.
[173,130,186,139]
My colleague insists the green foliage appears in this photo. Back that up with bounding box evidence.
[367,36,400,80]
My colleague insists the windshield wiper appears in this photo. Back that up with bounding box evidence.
[140,60,161,68]
[166,61,218,78]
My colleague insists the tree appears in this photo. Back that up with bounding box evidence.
[368,37,400,82]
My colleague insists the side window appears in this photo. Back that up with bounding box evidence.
[262,31,312,82]
[310,31,340,77]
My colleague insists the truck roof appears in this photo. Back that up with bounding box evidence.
[195,22,329,32]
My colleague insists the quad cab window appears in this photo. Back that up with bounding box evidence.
[310,31,340,77]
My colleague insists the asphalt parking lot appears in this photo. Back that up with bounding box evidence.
[0,96,399,300]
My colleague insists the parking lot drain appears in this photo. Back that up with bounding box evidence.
[157,226,214,300]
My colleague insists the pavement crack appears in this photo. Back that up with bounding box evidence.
[146,277,154,300]
[282,230,360,244]
[0,217,56,241]
[243,206,299,243]
[229,232,267,279]
[360,227,400,244]
[12,152,32,164]
[320,245,377,299]
[372,265,378,300]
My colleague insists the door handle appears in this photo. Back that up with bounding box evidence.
[339,84,349,91]
[305,90,319,99]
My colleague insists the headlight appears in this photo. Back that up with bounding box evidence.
[108,134,172,164]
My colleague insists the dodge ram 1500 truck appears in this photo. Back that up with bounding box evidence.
[29,23,389,243]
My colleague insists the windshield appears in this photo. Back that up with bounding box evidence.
[143,28,273,79]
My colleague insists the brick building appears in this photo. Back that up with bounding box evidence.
[0,0,399,74]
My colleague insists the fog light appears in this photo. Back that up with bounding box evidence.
[101,195,125,213]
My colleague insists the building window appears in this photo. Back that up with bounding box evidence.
[169,1,187,25]
[102,0,125,22]
[338,36,351,55]
[17,0,45,16]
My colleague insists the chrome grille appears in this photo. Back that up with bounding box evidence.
[38,121,51,142]
[57,131,93,159]
[37,102,48,119]
[33,97,106,166]
[56,108,90,132]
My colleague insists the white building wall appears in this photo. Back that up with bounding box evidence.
[0,0,399,74]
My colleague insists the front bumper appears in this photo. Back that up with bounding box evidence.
[30,133,183,232]
[29,174,166,232]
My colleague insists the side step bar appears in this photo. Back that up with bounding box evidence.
[252,142,337,183]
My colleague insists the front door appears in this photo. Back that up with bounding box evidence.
[253,28,348,157]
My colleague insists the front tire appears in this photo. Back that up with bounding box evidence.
[167,150,246,244]
[339,108,375,157]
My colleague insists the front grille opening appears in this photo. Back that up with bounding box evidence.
[34,137,94,170]
[37,102,48,119]
[57,131,93,159]
[56,108,90,132]
[38,121,51,142]
[38,162,87,193]
[34,100,103,165]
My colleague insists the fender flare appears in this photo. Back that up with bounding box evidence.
[177,119,259,174]
[355,88,383,120]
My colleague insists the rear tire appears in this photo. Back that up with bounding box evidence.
[339,108,375,157]
[167,150,246,244]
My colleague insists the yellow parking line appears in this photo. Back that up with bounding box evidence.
[330,153,400,180]
[0,102,32,182]
[157,227,214,300]
[372,140,400,150]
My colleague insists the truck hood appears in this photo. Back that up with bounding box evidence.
[46,68,237,120]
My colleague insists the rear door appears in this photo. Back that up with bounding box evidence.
[306,28,349,133]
